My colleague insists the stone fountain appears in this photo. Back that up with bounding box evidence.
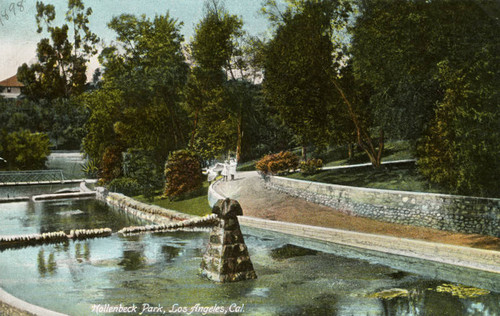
[200,198,257,282]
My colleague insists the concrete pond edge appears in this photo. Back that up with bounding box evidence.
[208,175,500,274]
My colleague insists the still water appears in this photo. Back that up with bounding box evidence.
[0,199,499,315]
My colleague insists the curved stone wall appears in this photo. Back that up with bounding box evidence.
[208,180,225,208]
[267,176,500,237]
[96,187,198,225]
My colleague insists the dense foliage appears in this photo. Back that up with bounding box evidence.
[164,150,204,200]
[349,0,500,196]
[263,0,350,159]
[300,158,323,175]
[0,130,51,170]
[256,151,300,176]
[9,0,498,198]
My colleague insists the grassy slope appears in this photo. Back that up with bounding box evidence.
[288,140,450,194]
[288,164,446,194]
[134,182,212,217]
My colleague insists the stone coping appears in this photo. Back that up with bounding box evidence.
[208,179,226,208]
[321,159,416,171]
[273,175,500,201]
[0,287,67,316]
[238,216,500,274]
[32,191,96,201]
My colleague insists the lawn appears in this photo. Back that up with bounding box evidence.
[134,181,212,217]
[236,140,414,171]
[287,163,447,194]
[321,140,413,167]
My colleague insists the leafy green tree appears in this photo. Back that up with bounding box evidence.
[187,0,253,162]
[418,59,500,197]
[17,0,99,100]
[0,130,51,170]
[263,0,351,160]
[81,87,123,164]
[350,0,500,195]
[122,149,164,200]
[349,0,499,142]
[99,13,190,166]
[190,0,244,77]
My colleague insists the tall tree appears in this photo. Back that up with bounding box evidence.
[17,0,99,100]
[350,0,500,195]
[93,13,189,171]
[186,0,248,161]
[263,0,351,160]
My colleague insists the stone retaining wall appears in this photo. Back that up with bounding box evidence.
[208,180,225,208]
[267,176,500,237]
[96,187,197,225]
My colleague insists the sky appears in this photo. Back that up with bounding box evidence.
[0,0,284,80]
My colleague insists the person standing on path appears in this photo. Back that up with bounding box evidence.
[229,158,237,180]
[222,160,230,181]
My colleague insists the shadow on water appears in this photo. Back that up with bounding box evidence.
[270,244,319,260]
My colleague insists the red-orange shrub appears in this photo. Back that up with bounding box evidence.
[164,150,203,200]
[256,151,299,176]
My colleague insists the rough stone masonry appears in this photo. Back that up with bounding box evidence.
[200,199,257,282]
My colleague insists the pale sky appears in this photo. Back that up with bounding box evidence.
[0,0,283,80]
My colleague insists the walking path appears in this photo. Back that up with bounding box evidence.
[215,171,500,251]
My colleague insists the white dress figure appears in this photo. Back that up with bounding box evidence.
[221,161,230,181]
[229,159,237,180]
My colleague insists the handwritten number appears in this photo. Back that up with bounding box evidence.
[9,3,16,16]
[1,9,8,20]
[0,1,25,26]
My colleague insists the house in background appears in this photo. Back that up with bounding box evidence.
[0,75,23,99]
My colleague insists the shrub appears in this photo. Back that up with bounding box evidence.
[256,151,299,176]
[81,158,99,178]
[300,158,323,175]
[164,150,204,200]
[0,130,51,170]
[122,149,164,200]
[107,177,141,196]
[100,145,123,183]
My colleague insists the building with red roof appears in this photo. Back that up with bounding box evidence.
[0,75,23,99]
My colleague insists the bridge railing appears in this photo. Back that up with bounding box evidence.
[0,170,65,184]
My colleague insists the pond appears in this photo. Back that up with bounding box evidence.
[0,199,499,315]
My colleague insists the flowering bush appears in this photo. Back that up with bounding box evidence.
[300,158,323,175]
[256,151,299,176]
[164,150,204,200]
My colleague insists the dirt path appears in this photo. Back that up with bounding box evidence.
[216,172,500,251]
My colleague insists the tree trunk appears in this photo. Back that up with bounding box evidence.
[301,146,307,161]
[330,77,384,168]
[348,143,353,160]
[190,109,199,148]
[236,113,243,163]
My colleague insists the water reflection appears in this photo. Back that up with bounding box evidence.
[0,199,145,236]
[75,243,91,263]
[119,250,146,271]
[37,249,57,277]
[161,245,181,262]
